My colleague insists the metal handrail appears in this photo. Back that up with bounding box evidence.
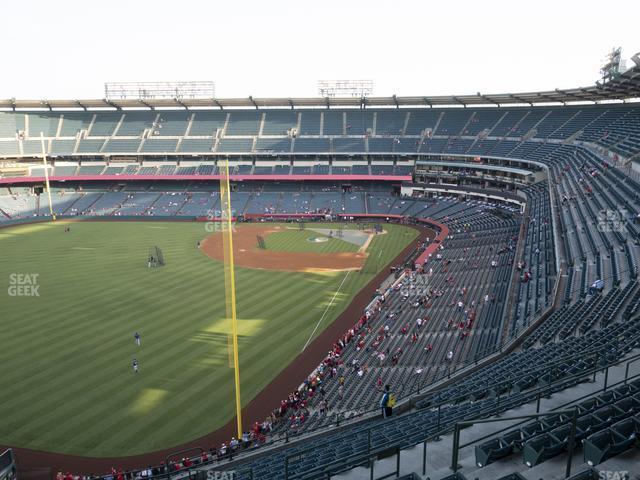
[273,342,640,479]
[450,409,580,478]
[457,355,640,451]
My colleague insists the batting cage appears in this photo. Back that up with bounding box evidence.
[147,246,165,267]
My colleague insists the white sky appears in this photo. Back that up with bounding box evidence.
[2,0,639,100]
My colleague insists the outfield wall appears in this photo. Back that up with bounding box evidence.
[0,217,51,228]
[0,215,201,229]
[0,174,411,185]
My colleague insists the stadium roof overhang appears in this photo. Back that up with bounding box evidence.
[2,65,640,111]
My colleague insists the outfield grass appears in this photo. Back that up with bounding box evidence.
[0,220,417,456]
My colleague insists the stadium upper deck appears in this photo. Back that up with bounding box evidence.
[0,64,639,165]
[0,104,637,157]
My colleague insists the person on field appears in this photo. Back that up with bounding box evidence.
[133,358,139,373]
[134,331,141,346]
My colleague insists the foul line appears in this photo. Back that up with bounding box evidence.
[301,270,351,352]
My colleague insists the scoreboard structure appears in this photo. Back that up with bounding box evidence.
[104,81,216,100]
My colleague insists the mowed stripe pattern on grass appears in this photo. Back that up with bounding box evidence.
[0,221,417,456]
[263,228,360,253]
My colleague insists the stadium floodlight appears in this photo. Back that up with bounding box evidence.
[317,79,374,98]
[105,81,216,101]
[599,48,623,83]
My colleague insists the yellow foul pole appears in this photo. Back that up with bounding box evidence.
[220,158,243,438]
[40,132,56,221]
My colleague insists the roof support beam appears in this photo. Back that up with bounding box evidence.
[537,93,561,104]
[452,96,466,107]
[617,77,640,88]
[477,92,499,106]
[509,94,532,106]
[555,88,589,103]
[104,99,121,110]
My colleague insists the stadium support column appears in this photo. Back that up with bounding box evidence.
[220,158,243,438]
[40,132,56,221]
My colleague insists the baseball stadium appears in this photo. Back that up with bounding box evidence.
[2,5,640,480]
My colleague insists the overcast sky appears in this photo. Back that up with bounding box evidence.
[2,0,639,100]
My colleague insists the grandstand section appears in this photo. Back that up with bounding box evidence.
[1,104,640,163]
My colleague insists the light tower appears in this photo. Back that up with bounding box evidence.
[599,47,623,83]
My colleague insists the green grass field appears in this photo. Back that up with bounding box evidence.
[263,228,360,253]
[0,220,417,456]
